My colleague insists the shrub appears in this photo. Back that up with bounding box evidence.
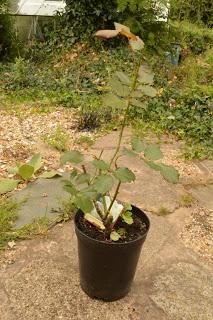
[0,0,15,59]
[171,21,213,54]
[170,0,213,27]
[77,95,113,131]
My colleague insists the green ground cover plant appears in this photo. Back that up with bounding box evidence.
[0,15,212,160]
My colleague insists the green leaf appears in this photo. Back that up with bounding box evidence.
[113,167,135,183]
[122,211,133,225]
[93,175,114,194]
[80,186,98,200]
[139,85,157,97]
[75,173,90,185]
[131,137,145,152]
[92,159,110,171]
[109,77,130,97]
[75,196,93,213]
[131,90,144,98]
[60,150,84,165]
[158,164,179,184]
[124,203,132,211]
[115,71,131,85]
[84,213,105,230]
[117,228,126,237]
[144,161,179,184]
[130,98,145,108]
[144,160,161,171]
[0,179,20,194]
[63,181,78,195]
[39,171,62,179]
[129,37,144,51]
[103,93,127,109]
[138,67,154,84]
[110,231,121,241]
[18,164,34,180]
[28,153,42,172]
[144,144,163,161]
[70,168,78,179]
[123,147,137,157]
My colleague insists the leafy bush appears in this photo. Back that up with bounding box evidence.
[131,86,213,159]
[40,0,169,52]
[171,21,213,54]
[117,0,169,48]
[0,0,15,59]
[46,0,118,48]
[170,0,213,27]
[77,95,113,130]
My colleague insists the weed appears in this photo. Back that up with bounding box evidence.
[76,135,94,148]
[180,192,196,207]
[0,197,20,249]
[77,95,113,130]
[158,206,171,215]
[42,125,70,152]
[0,196,58,250]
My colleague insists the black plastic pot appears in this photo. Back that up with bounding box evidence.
[74,205,150,301]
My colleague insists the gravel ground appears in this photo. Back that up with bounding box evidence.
[180,205,213,263]
[0,105,94,180]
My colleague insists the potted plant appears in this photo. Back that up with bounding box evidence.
[60,23,179,301]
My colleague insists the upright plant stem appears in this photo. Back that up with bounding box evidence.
[109,59,141,167]
[107,56,142,221]
[106,181,121,216]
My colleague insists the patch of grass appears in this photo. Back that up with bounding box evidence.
[157,206,171,216]
[180,193,196,207]
[42,125,70,152]
[171,21,213,54]
[0,197,52,250]
[0,197,20,250]
[76,135,94,148]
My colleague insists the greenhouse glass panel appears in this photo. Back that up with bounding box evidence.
[11,0,66,16]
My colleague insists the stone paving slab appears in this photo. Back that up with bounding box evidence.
[1,130,213,319]
[189,184,213,211]
[14,176,69,228]
[14,129,186,227]
[0,209,212,320]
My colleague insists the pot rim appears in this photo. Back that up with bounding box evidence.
[74,205,150,246]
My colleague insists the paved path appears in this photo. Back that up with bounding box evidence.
[1,130,213,320]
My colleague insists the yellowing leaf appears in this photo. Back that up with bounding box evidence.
[110,231,121,241]
[84,213,105,230]
[95,29,120,39]
[129,36,144,51]
[114,22,130,33]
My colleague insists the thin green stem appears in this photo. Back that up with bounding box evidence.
[82,164,105,219]
[109,58,141,168]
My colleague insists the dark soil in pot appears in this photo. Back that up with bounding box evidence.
[75,205,150,301]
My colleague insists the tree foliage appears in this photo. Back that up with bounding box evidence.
[0,0,14,59]
[170,0,213,27]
